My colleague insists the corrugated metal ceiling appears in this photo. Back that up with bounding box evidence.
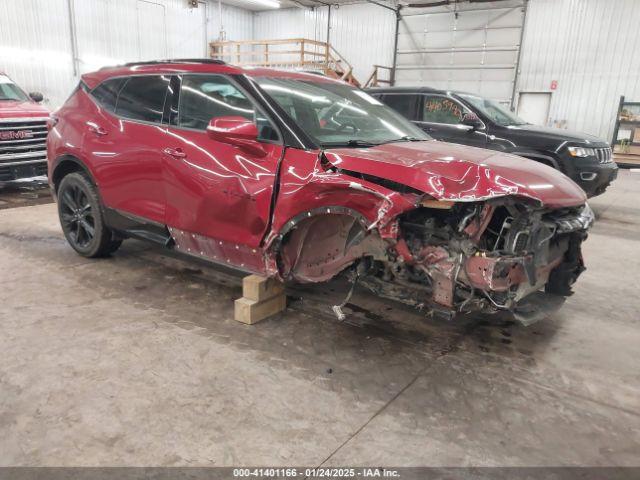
[254,0,521,12]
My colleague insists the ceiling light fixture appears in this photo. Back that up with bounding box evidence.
[245,0,280,9]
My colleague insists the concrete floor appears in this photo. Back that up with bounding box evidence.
[0,171,639,467]
[0,179,51,211]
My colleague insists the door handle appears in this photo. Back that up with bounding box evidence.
[163,147,186,159]
[87,123,108,136]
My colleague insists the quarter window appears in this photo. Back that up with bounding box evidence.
[422,95,469,125]
[177,75,278,141]
[115,75,170,123]
[90,78,127,112]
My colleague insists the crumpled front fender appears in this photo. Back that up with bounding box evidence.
[264,149,419,279]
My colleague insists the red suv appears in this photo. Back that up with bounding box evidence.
[48,59,593,324]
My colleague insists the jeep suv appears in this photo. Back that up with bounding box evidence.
[0,72,49,182]
[367,87,618,197]
[48,60,594,324]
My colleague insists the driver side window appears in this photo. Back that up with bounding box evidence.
[177,75,279,141]
[422,95,469,125]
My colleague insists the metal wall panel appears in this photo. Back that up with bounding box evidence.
[396,1,525,103]
[251,9,324,67]
[329,3,396,83]
[0,0,75,110]
[0,0,253,109]
[253,0,639,142]
[210,2,255,42]
[253,8,309,41]
[516,0,640,141]
[3,0,638,143]
[253,3,395,84]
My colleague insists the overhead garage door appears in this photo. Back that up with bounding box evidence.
[395,0,526,106]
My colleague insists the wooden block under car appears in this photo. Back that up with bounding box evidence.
[234,294,287,325]
[242,274,284,302]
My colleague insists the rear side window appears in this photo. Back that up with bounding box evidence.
[422,95,469,125]
[115,75,170,123]
[381,94,418,120]
[90,78,126,112]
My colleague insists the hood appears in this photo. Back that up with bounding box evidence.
[0,100,50,119]
[505,124,608,146]
[324,140,587,208]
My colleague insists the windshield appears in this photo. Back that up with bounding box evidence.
[457,93,527,126]
[253,77,430,147]
[0,75,29,102]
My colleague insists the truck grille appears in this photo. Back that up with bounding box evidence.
[595,147,612,164]
[0,117,48,181]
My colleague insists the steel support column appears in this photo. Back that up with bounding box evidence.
[326,4,331,45]
[391,7,401,86]
[510,0,529,109]
[66,0,79,77]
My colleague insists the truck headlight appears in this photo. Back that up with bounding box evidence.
[568,146,596,158]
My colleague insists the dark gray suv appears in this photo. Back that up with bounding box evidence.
[367,87,618,197]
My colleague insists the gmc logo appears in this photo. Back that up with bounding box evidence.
[0,130,34,141]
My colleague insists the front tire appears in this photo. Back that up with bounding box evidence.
[57,172,122,257]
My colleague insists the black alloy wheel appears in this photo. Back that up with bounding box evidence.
[57,172,122,257]
[60,182,95,249]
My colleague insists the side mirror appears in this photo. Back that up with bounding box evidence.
[462,112,483,130]
[207,116,266,157]
[29,92,44,103]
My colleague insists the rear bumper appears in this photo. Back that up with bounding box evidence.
[568,161,618,197]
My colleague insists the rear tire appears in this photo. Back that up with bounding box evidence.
[57,172,122,257]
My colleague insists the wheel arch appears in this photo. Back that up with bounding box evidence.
[270,207,373,283]
[274,206,370,242]
[511,150,561,171]
[51,155,97,193]
[267,205,390,283]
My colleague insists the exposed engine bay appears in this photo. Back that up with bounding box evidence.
[278,195,594,326]
[370,199,592,324]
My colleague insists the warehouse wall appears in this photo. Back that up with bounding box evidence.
[516,0,640,142]
[2,0,639,142]
[253,3,396,86]
[395,1,524,104]
[0,0,75,110]
[0,0,253,109]
[254,0,640,141]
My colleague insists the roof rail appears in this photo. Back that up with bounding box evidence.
[121,59,226,67]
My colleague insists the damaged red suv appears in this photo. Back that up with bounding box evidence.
[48,60,594,324]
